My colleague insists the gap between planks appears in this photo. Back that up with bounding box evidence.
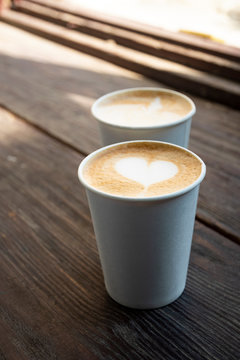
[1,104,239,246]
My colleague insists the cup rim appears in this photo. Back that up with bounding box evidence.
[78,140,206,202]
[91,87,196,130]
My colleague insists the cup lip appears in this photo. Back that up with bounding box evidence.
[78,140,206,202]
[91,87,196,130]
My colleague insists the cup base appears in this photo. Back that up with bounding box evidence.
[106,286,185,310]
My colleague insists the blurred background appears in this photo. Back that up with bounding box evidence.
[60,0,240,47]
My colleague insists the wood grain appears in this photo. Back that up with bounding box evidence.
[0,108,239,360]
[0,22,239,242]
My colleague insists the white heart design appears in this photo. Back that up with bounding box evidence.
[115,157,178,187]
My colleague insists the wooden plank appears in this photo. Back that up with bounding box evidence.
[0,22,239,242]
[1,10,240,109]
[189,100,240,242]
[12,0,240,83]
[22,0,240,63]
[0,108,239,360]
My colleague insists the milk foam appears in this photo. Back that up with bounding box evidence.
[147,97,162,112]
[115,157,178,187]
[83,142,202,198]
[95,91,192,127]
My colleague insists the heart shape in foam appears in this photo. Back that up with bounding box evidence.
[115,157,178,187]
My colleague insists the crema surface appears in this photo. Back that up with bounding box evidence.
[95,90,192,127]
[83,142,202,197]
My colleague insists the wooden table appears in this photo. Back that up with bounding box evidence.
[0,22,239,360]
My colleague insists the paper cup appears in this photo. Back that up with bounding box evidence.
[78,141,205,309]
[92,88,196,148]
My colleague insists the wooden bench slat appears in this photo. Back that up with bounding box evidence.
[23,0,240,63]
[14,0,240,83]
[1,10,240,109]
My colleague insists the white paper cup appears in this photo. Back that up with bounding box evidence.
[78,141,206,309]
[92,88,196,148]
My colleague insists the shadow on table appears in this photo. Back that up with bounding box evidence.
[0,52,159,153]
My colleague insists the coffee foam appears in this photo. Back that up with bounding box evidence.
[95,90,192,127]
[115,158,178,187]
[83,142,202,198]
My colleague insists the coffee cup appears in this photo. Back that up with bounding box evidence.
[92,88,196,148]
[78,141,206,309]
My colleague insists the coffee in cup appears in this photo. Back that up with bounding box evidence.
[92,88,195,148]
[78,141,205,309]
[94,89,192,127]
[83,142,202,198]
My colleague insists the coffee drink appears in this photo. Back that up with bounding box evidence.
[94,89,193,127]
[92,88,196,148]
[83,142,202,197]
[79,141,205,308]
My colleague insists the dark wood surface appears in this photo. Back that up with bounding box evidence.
[0,108,239,360]
[0,22,239,360]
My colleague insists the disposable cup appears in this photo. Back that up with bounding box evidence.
[92,88,196,148]
[78,141,206,309]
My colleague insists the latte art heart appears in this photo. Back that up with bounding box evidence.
[115,157,178,187]
[83,142,202,197]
